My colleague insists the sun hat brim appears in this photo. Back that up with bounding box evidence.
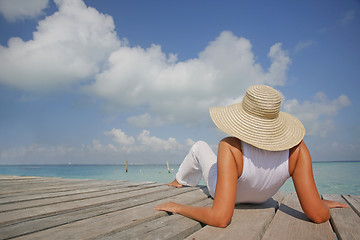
[209,102,305,151]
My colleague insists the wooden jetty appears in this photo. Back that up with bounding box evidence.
[0,175,359,240]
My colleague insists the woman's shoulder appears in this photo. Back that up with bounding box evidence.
[288,140,305,176]
[220,137,242,148]
[219,137,243,158]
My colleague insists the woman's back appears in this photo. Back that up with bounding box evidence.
[236,141,289,203]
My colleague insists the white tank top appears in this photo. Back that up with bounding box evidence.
[235,141,290,203]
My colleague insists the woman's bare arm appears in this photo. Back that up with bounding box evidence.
[154,138,240,228]
[291,141,347,223]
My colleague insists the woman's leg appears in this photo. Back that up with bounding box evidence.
[172,141,218,197]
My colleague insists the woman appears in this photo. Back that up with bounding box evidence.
[154,85,347,228]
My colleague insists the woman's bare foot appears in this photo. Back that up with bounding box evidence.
[168,179,183,188]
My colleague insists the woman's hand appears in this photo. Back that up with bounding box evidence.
[322,199,348,209]
[154,202,181,214]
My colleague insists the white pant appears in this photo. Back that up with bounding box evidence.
[176,141,217,197]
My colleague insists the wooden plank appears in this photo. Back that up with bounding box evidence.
[0,186,198,239]
[13,188,210,240]
[352,195,360,202]
[0,178,121,195]
[0,178,57,186]
[323,194,360,240]
[184,191,285,240]
[0,176,94,186]
[0,180,145,200]
[0,181,150,205]
[0,177,134,188]
[0,181,142,203]
[0,184,170,225]
[342,195,360,217]
[0,183,160,212]
[0,179,98,194]
[0,176,58,184]
[261,193,336,240]
[97,198,213,240]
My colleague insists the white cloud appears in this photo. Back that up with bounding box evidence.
[294,40,316,53]
[104,128,135,145]
[0,0,49,22]
[90,139,118,152]
[0,0,120,91]
[185,138,196,147]
[85,31,291,125]
[284,92,351,137]
[99,128,185,154]
[264,43,291,85]
[137,130,182,152]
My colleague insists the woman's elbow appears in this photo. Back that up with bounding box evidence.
[212,213,232,228]
[213,219,230,228]
[308,210,330,224]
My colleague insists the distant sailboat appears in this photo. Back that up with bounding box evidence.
[166,160,170,173]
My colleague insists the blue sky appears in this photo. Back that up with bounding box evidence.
[0,0,359,164]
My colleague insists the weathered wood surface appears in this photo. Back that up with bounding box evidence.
[323,194,360,240]
[261,193,336,240]
[185,192,285,240]
[0,175,359,240]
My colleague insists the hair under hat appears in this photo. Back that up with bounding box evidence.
[209,85,305,151]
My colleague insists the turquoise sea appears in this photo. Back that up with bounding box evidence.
[0,161,359,195]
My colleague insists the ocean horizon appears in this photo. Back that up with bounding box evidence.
[1,161,359,196]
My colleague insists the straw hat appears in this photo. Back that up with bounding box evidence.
[209,85,305,151]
